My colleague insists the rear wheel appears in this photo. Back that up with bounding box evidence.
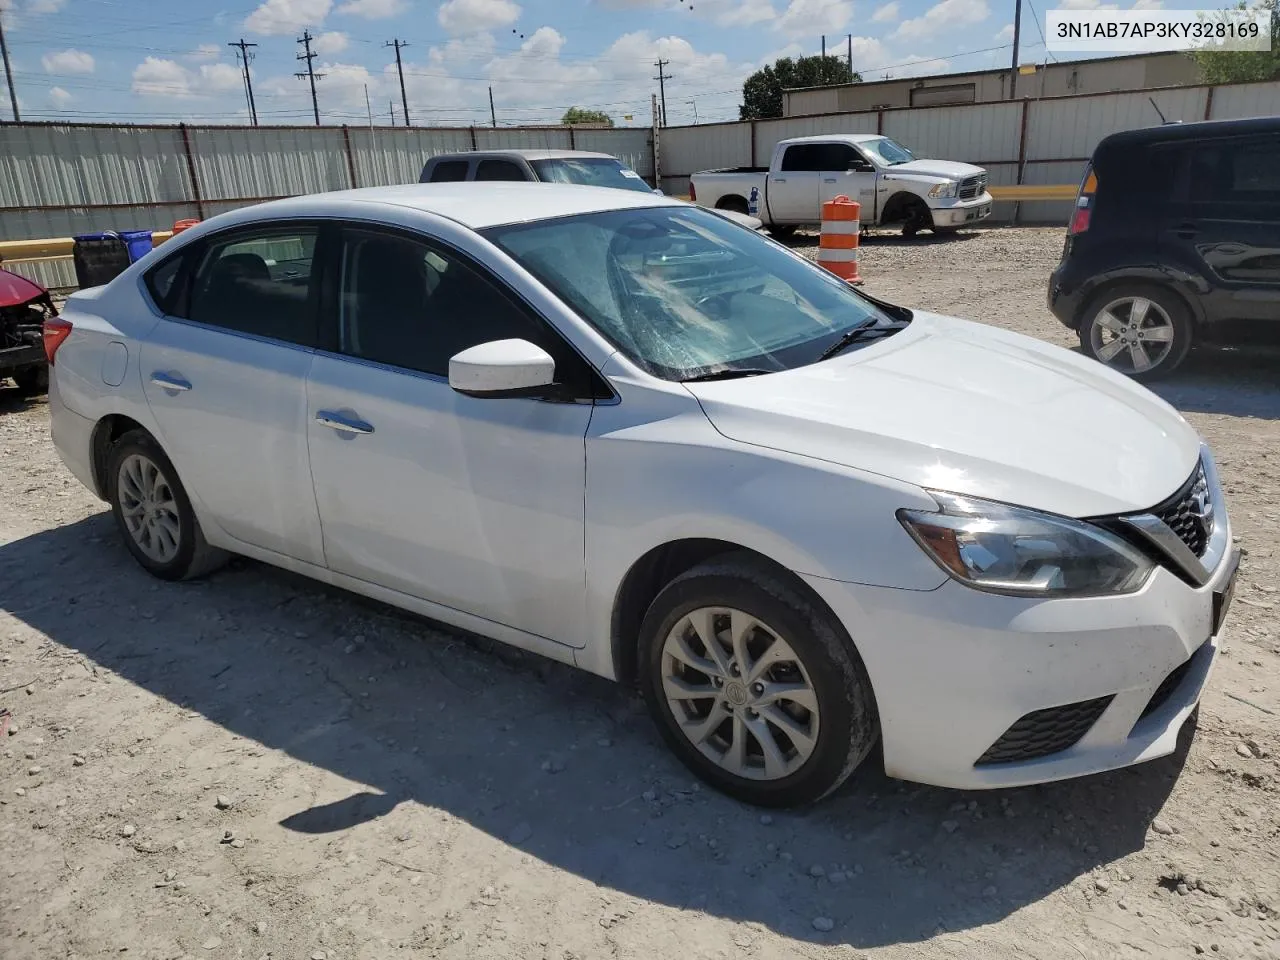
[715,196,750,216]
[639,554,879,807]
[106,429,227,581]
[12,366,48,397]
[1079,283,1193,380]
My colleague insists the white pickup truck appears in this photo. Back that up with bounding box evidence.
[690,133,993,238]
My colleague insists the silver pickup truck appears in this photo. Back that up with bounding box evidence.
[690,134,992,238]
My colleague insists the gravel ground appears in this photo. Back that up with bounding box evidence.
[2,225,1278,960]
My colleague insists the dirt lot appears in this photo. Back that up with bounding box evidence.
[2,225,1278,960]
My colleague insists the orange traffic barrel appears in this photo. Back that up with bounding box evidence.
[817,195,863,285]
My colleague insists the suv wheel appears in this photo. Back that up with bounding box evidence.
[1079,283,1192,380]
[639,554,879,807]
[106,429,228,581]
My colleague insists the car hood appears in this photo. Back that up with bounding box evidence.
[684,312,1200,518]
[885,159,984,180]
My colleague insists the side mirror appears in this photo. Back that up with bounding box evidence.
[848,159,874,173]
[449,338,557,399]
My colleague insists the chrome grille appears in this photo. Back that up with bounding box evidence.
[958,174,988,200]
[1153,462,1212,558]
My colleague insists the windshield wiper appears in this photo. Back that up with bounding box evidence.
[817,323,897,361]
[682,367,772,383]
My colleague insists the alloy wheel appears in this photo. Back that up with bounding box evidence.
[660,607,820,781]
[117,453,182,564]
[1089,296,1176,374]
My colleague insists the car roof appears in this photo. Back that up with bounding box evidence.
[1097,116,1280,153]
[782,133,883,145]
[210,182,678,231]
[430,149,618,161]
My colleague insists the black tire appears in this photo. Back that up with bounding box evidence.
[901,198,932,238]
[715,196,750,215]
[767,224,798,241]
[106,429,228,581]
[638,553,879,807]
[12,366,48,397]
[1078,282,1193,381]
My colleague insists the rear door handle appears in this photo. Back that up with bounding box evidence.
[150,372,192,392]
[1174,222,1198,239]
[823,178,837,183]
[315,410,374,435]
[772,178,787,183]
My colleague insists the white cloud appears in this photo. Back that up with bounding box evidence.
[775,0,853,38]
[1131,0,1162,7]
[314,30,348,54]
[131,57,243,98]
[188,44,223,62]
[848,36,891,73]
[244,0,332,35]
[893,0,989,41]
[27,0,65,13]
[438,0,520,34]
[594,0,774,26]
[335,0,406,18]
[132,57,194,98]
[49,85,71,106]
[41,49,94,74]
[871,1,899,22]
[994,22,1014,41]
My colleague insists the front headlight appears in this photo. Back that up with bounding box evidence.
[898,491,1154,597]
[928,181,958,199]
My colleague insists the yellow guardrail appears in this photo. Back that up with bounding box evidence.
[0,230,175,263]
[989,184,1079,201]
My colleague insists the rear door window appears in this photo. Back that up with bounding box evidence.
[475,159,528,181]
[428,160,469,182]
[780,145,823,172]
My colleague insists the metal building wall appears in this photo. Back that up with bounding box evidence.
[1209,80,1280,120]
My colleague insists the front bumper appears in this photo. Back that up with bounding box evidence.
[931,191,993,227]
[801,525,1237,790]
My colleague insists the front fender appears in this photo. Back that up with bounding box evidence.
[1072,263,1210,326]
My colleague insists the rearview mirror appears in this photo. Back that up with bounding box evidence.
[449,339,557,399]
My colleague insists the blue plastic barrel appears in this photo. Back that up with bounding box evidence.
[120,230,154,263]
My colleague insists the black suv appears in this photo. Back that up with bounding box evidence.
[1049,116,1280,380]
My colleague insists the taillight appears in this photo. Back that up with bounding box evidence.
[43,316,72,364]
[1068,167,1097,236]
[688,181,696,202]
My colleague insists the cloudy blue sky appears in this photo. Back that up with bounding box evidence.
[0,0,1173,126]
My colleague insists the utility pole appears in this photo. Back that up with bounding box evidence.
[847,34,853,76]
[295,30,324,126]
[488,86,496,127]
[1010,0,1022,100]
[229,38,259,126]
[821,35,826,58]
[386,39,410,126]
[364,84,373,131]
[0,6,18,122]
[652,58,671,128]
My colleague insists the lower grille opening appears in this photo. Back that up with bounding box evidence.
[1137,644,1203,723]
[975,696,1114,766]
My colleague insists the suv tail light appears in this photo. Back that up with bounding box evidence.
[688,181,697,202]
[1069,166,1097,235]
[43,316,73,364]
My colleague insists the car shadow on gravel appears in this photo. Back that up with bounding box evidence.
[0,387,45,414]
[1150,345,1280,421]
[1,514,1193,950]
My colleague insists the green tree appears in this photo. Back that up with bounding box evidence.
[739,55,861,120]
[1191,1,1280,83]
[562,106,614,127]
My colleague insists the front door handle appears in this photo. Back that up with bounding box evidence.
[315,410,374,435]
[823,178,837,183]
[150,372,192,392]
[772,177,787,183]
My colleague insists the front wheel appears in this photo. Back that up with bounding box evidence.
[106,429,228,581]
[1079,283,1193,380]
[639,555,879,807]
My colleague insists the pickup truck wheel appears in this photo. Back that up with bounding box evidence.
[768,225,797,241]
[901,198,932,238]
[715,197,750,216]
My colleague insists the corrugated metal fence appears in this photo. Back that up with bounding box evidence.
[659,78,1280,223]
[0,123,653,289]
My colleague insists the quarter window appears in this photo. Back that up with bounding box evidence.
[428,160,469,182]
[475,159,527,181]
[186,227,319,346]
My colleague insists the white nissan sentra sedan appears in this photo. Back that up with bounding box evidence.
[46,183,1238,807]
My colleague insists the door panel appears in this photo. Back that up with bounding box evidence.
[305,224,593,646]
[306,357,591,644]
[139,223,325,562]
[769,144,821,222]
[818,142,877,221]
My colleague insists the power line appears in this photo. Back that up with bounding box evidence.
[228,38,258,127]
[653,58,671,128]
[385,38,410,126]
[295,29,324,127]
